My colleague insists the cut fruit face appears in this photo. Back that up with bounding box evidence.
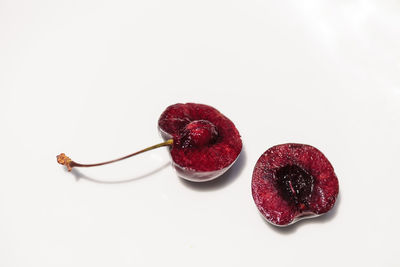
[251,143,339,226]
[158,103,242,182]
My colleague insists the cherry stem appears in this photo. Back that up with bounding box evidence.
[57,139,173,171]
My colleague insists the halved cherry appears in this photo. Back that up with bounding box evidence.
[251,143,339,226]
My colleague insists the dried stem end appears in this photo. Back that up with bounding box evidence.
[57,153,73,171]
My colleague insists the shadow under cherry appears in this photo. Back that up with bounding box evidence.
[67,162,170,184]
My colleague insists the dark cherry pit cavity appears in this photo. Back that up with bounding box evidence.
[276,164,314,211]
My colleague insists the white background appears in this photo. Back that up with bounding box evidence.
[1,0,400,266]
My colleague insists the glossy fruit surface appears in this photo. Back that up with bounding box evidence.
[251,143,339,226]
[158,103,242,182]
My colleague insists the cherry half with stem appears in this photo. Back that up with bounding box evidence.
[57,103,242,182]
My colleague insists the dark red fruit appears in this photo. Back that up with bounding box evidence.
[251,144,339,226]
[158,103,242,182]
